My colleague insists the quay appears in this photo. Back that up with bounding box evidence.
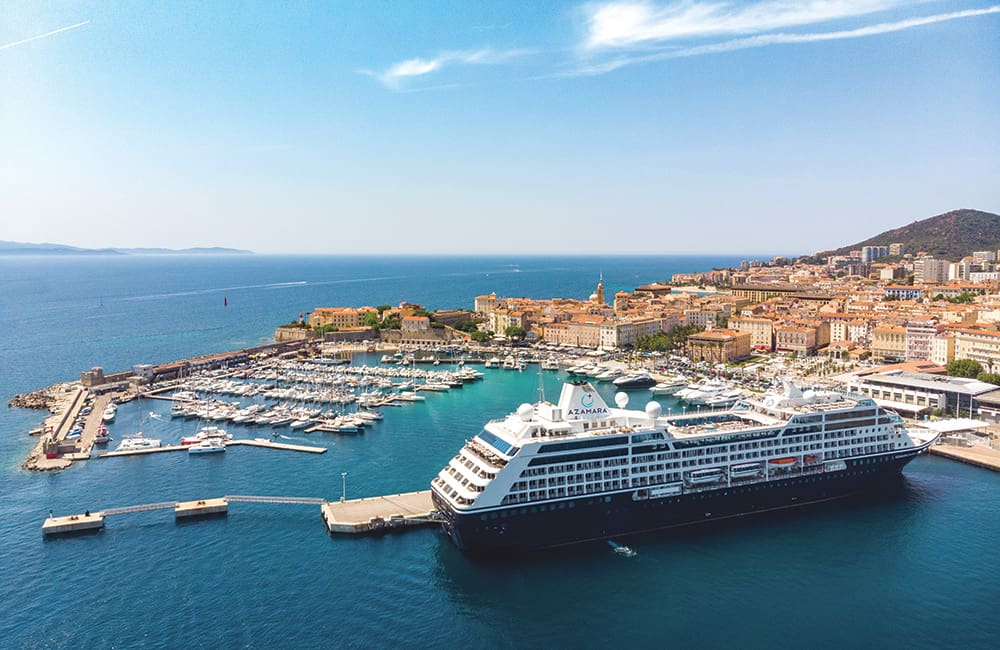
[99,438,326,458]
[930,444,1000,472]
[321,490,437,534]
[226,438,327,453]
[43,490,438,537]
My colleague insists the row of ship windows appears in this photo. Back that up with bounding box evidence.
[509,445,898,492]
[452,453,497,480]
[433,477,476,505]
[443,466,487,493]
[524,437,894,480]
[491,459,895,514]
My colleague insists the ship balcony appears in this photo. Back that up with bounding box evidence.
[448,459,493,488]
[438,471,483,503]
[464,441,508,469]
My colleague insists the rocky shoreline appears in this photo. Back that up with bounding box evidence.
[8,385,65,411]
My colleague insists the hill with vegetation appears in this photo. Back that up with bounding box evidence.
[819,209,1000,261]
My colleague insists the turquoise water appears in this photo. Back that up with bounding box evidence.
[1,255,997,648]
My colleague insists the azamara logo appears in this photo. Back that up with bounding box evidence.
[566,407,609,417]
[581,393,595,408]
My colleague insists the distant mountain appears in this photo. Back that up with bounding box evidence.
[820,209,1000,261]
[0,241,253,256]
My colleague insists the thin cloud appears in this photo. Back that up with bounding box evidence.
[582,1,913,49]
[368,48,533,89]
[0,20,90,51]
[566,5,1000,75]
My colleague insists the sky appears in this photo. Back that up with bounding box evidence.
[1,1,998,255]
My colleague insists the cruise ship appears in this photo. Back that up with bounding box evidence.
[431,380,938,553]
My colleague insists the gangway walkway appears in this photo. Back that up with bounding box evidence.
[224,495,325,505]
[42,491,438,538]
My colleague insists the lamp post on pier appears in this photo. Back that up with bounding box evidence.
[341,472,347,502]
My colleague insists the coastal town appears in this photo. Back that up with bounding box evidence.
[273,243,1000,422]
[15,238,1000,480]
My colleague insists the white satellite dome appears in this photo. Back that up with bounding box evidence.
[614,392,629,408]
[517,403,534,421]
[645,401,662,419]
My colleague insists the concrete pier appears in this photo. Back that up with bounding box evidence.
[99,438,326,458]
[321,490,437,535]
[175,498,229,519]
[930,444,1000,472]
[42,512,105,536]
[227,438,327,453]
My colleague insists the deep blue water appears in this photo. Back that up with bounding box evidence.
[0,255,997,649]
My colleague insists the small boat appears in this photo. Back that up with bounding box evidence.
[181,426,231,446]
[608,540,637,557]
[289,419,312,429]
[612,373,657,390]
[484,357,501,369]
[650,380,686,395]
[94,424,111,445]
[594,368,623,381]
[540,358,560,371]
[804,454,821,464]
[188,438,226,454]
[769,457,798,467]
[102,404,117,422]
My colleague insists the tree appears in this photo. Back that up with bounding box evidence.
[504,326,527,340]
[947,292,976,304]
[977,372,1000,386]
[470,330,491,343]
[362,312,380,328]
[947,359,983,378]
[452,320,482,333]
[635,324,703,352]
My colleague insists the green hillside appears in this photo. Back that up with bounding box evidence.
[821,209,1000,261]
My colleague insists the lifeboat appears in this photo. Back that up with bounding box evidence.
[769,457,798,466]
[804,454,820,464]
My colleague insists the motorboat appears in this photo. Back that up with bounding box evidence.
[594,367,624,381]
[650,379,687,395]
[94,424,111,445]
[188,438,226,454]
[180,426,231,446]
[115,433,162,451]
[102,404,117,422]
[612,372,657,389]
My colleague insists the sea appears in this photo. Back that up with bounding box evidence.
[0,255,997,649]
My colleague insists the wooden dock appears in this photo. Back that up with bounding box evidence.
[321,490,438,534]
[930,444,1000,472]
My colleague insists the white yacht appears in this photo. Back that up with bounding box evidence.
[188,438,226,454]
[115,433,161,451]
